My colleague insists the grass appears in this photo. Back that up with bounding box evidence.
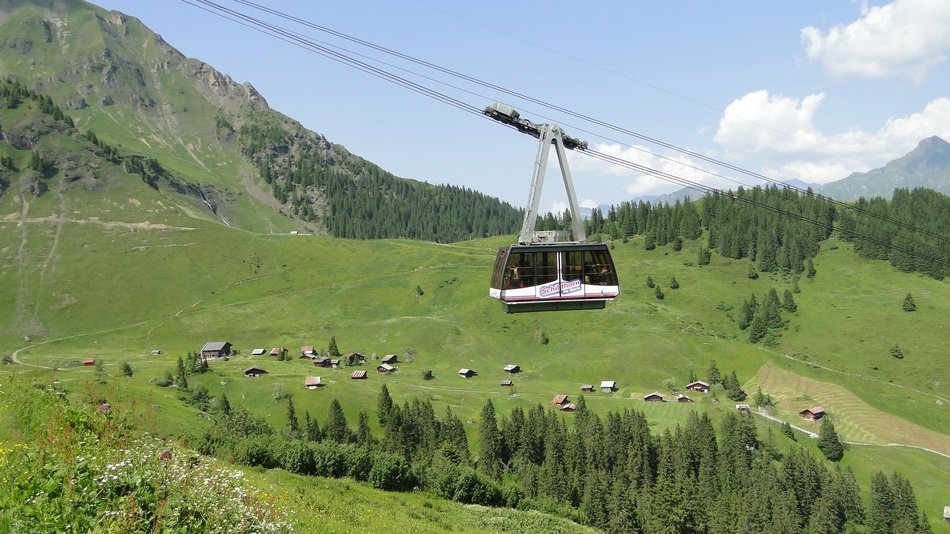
[0,106,947,530]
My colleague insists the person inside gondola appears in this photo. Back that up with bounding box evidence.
[508,265,523,288]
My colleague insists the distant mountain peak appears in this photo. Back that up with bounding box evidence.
[817,136,950,201]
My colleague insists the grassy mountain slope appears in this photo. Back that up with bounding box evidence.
[2,209,948,526]
[0,0,521,238]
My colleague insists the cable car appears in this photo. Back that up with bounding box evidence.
[490,242,619,312]
[484,103,620,312]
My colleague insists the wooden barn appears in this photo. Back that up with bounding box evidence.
[201,341,232,359]
[798,406,825,421]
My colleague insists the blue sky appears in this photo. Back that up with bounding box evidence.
[93,0,950,213]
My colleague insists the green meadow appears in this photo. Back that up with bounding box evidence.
[2,198,948,529]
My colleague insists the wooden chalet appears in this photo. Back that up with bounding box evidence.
[381,354,398,364]
[798,406,825,421]
[676,394,693,403]
[581,384,595,392]
[377,363,396,374]
[643,392,664,402]
[313,357,331,367]
[304,376,322,389]
[458,368,476,378]
[300,346,316,357]
[685,380,710,393]
[346,352,366,365]
[351,370,367,380]
[330,359,341,368]
[201,341,232,359]
[251,348,266,356]
[269,347,287,357]
[736,404,751,413]
[560,402,577,412]
[601,380,617,392]
[500,379,513,387]
[552,394,569,406]
[943,506,950,522]
[503,364,520,373]
[244,367,267,377]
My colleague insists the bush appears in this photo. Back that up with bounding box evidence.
[280,438,315,475]
[232,435,278,469]
[312,441,347,478]
[428,461,503,506]
[368,452,414,491]
[340,444,372,481]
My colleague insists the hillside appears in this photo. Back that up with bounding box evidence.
[1,1,948,531]
[0,0,521,239]
[819,136,950,201]
[2,210,948,529]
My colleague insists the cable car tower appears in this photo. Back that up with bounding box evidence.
[485,103,620,312]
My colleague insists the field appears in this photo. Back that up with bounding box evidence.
[1,197,948,529]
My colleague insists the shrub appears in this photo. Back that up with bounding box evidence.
[280,438,315,475]
[368,452,414,491]
[311,441,347,478]
[231,435,278,469]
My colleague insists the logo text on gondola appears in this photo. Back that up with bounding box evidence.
[539,279,582,298]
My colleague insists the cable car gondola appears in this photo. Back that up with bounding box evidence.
[484,103,620,312]
[490,241,619,312]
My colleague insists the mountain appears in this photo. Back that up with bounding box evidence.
[818,136,950,201]
[0,0,521,240]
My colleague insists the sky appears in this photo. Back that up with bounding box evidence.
[91,0,950,214]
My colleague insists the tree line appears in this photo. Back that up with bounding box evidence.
[838,188,949,280]
[239,114,523,242]
[186,383,931,533]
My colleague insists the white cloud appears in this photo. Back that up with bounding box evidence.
[801,0,950,80]
[572,143,720,197]
[713,91,950,183]
[580,198,599,209]
[714,90,825,156]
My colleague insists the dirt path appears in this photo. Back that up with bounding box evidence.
[752,408,950,460]
[9,320,155,369]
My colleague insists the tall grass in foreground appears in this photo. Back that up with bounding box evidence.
[0,376,292,532]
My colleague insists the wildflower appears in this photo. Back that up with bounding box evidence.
[160,450,172,461]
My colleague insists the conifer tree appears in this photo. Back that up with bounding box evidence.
[646,276,655,288]
[175,355,188,389]
[747,264,759,279]
[325,399,350,443]
[357,411,374,447]
[377,385,393,427]
[218,393,231,415]
[698,246,711,266]
[655,286,665,300]
[327,336,341,358]
[672,236,683,251]
[670,276,679,289]
[725,371,745,401]
[817,417,844,461]
[748,311,768,343]
[478,399,502,479]
[902,292,916,312]
[304,411,321,442]
[806,258,816,278]
[739,293,757,330]
[707,360,721,385]
[783,289,797,312]
[286,396,299,435]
